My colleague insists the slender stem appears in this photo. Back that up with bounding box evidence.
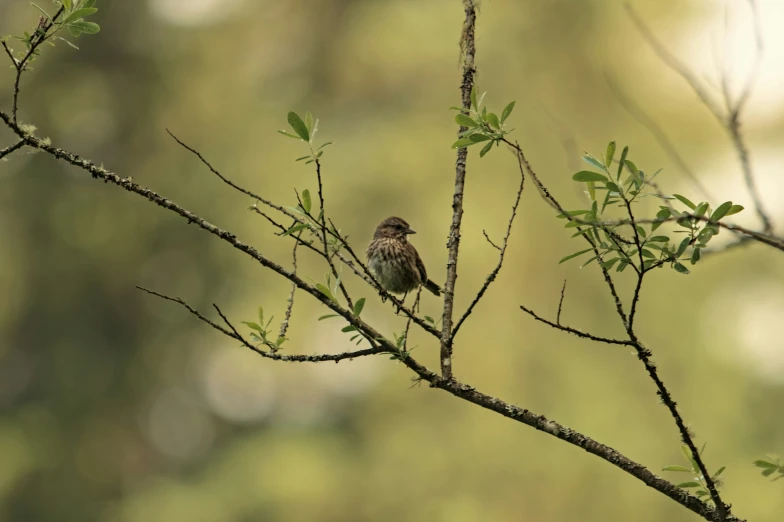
[11,6,66,123]
[440,0,477,379]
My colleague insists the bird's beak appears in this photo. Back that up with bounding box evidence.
[406,227,416,235]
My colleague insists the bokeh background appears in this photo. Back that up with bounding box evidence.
[1,0,783,521]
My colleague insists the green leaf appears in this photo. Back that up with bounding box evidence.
[68,20,100,34]
[64,8,98,24]
[725,204,744,217]
[500,101,515,123]
[82,0,97,7]
[761,468,777,477]
[478,92,487,111]
[662,465,693,473]
[710,201,733,221]
[424,315,435,324]
[690,247,701,265]
[455,114,476,127]
[451,137,477,149]
[582,154,606,172]
[241,321,262,331]
[641,249,656,259]
[601,258,620,269]
[673,194,697,210]
[675,481,700,489]
[469,134,490,143]
[694,202,709,217]
[479,141,493,158]
[695,490,709,497]
[302,189,312,214]
[287,111,310,141]
[559,248,594,264]
[318,314,339,321]
[616,146,629,180]
[713,466,726,477]
[63,0,73,11]
[616,260,629,272]
[605,141,616,167]
[606,182,621,193]
[676,237,691,257]
[353,297,365,317]
[315,283,335,302]
[304,111,314,134]
[486,112,501,129]
[753,460,779,469]
[647,236,669,243]
[282,223,309,236]
[674,262,690,275]
[556,210,591,219]
[572,171,609,182]
[341,325,357,333]
[278,129,302,139]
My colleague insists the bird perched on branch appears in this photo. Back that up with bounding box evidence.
[367,216,441,298]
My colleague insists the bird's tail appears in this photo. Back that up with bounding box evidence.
[424,279,442,296]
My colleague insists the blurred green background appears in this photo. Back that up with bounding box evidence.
[1,0,783,521]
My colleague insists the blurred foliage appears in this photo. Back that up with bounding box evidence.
[1,1,783,521]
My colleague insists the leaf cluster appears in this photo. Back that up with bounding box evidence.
[277,111,332,164]
[663,444,726,501]
[4,0,101,58]
[753,456,784,481]
[243,307,286,352]
[559,143,743,275]
[450,87,516,158]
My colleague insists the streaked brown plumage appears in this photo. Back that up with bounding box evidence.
[366,217,441,297]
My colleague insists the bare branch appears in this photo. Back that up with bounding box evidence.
[604,73,714,201]
[10,6,66,123]
[0,139,25,160]
[451,145,525,340]
[625,5,725,119]
[519,305,633,347]
[278,235,300,339]
[137,286,382,363]
[556,279,567,326]
[440,0,478,379]
[401,356,741,522]
[626,2,772,235]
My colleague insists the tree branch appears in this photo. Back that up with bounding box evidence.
[626,2,772,234]
[451,149,524,340]
[0,139,25,160]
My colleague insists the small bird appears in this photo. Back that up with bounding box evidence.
[367,216,441,298]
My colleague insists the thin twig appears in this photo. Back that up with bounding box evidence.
[451,148,525,340]
[501,138,630,327]
[556,279,567,326]
[573,214,784,253]
[278,235,300,339]
[10,6,66,123]
[136,287,381,363]
[604,73,713,201]
[519,305,633,347]
[402,289,421,352]
[626,2,772,235]
[168,130,438,334]
[0,139,25,160]
[439,0,477,379]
